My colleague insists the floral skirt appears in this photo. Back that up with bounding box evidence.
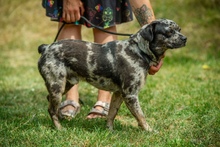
[42,0,133,28]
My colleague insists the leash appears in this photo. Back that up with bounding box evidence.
[54,16,133,42]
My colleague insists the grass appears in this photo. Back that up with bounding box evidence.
[0,0,220,146]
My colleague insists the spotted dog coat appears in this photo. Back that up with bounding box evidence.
[38,19,187,131]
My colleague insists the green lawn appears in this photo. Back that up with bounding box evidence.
[0,0,219,146]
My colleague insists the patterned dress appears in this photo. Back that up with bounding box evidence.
[42,0,133,28]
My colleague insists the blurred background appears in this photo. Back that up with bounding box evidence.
[0,0,219,60]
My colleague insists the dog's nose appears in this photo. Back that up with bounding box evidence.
[182,36,187,42]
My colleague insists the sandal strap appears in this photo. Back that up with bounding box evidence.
[88,107,108,116]
[93,101,110,112]
[87,101,110,116]
[59,100,80,110]
[58,100,80,119]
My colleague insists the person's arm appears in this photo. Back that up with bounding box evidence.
[130,0,163,75]
[129,0,155,25]
[62,0,85,23]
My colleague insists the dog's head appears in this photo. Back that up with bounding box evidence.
[139,19,187,57]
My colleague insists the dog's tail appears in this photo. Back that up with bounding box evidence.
[38,44,48,54]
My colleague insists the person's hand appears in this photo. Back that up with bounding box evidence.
[148,60,163,75]
[148,54,165,75]
[62,0,85,23]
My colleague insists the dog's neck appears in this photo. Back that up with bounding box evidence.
[130,34,159,67]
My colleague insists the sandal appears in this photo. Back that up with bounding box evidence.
[87,101,110,119]
[58,100,80,121]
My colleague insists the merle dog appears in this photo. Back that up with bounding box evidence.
[38,19,187,131]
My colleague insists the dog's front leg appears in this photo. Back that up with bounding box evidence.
[106,92,123,131]
[123,95,152,132]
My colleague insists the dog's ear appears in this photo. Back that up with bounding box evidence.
[140,21,161,42]
[140,24,155,42]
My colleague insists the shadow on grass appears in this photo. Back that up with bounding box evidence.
[0,88,140,133]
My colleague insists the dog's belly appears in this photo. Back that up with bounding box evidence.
[85,77,119,92]
[66,66,120,92]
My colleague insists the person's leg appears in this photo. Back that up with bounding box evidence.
[57,23,82,40]
[87,26,117,119]
[57,23,82,118]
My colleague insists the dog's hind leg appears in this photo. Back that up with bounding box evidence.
[45,75,67,130]
[106,92,123,131]
[47,92,63,130]
[123,95,153,132]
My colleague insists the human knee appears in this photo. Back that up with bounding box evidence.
[58,23,82,40]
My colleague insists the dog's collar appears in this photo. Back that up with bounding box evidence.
[131,35,159,67]
[139,47,159,67]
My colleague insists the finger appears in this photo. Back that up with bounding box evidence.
[149,71,156,75]
[75,13,81,21]
[70,8,80,22]
[63,12,71,23]
[66,14,72,23]
[148,66,157,75]
[70,13,76,22]
[148,61,163,75]
[153,60,163,70]
[80,4,85,15]
[62,12,66,22]
[156,60,163,69]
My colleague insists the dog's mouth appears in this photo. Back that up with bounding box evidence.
[168,36,187,49]
[168,42,186,49]
[170,43,186,49]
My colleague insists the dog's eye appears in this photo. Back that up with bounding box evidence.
[170,29,175,34]
[175,27,181,32]
[166,29,174,37]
